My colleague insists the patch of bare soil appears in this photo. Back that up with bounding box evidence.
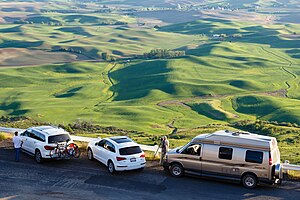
[134,10,202,25]
[0,17,5,23]
[0,139,13,149]
[258,89,287,97]
[151,124,164,129]
[0,48,91,67]
[157,100,191,108]
[281,34,300,39]
[202,10,275,24]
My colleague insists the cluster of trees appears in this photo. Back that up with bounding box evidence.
[232,120,300,137]
[54,47,83,54]
[98,21,128,25]
[14,20,62,26]
[143,49,185,59]
[58,120,142,135]
[101,52,117,61]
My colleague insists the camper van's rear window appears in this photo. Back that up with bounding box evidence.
[218,147,233,160]
[245,150,263,164]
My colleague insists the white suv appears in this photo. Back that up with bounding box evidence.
[20,126,72,163]
[87,136,146,173]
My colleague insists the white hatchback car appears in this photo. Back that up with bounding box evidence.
[20,126,72,163]
[87,136,146,173]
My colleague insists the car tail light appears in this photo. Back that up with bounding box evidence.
[44,145,54,150]
[116,157,126,161]
[140,154,145,158]
[69,143,75,148]
[269,152,273,165]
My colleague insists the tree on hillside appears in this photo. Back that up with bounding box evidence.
[101,52,116,62]
[144,49,185,59]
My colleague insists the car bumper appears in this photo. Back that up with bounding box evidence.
[115,162,146,171]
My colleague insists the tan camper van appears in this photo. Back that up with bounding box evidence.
[164,130,282,188]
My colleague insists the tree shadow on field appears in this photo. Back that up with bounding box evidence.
[54,87,83,98]
[186,42,218,57]
[189,103,228,121]
[0,25,22,33]
[109,60,175,101]
[0,101,28,116]
[57,27,93,37]
[0,39,43,48]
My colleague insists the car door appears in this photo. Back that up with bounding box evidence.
[180,143,202,173]
[102,141,116,165]
[26,130,37,154]
[20,130,30,152]
[93,139,106,163]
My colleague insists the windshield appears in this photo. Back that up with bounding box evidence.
[119,146,142,155]
[48,134,71,144]
[177,142,191,152]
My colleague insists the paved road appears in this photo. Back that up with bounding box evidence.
[0,145,300,200]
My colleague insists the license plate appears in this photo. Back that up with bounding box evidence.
[130,158,136,162]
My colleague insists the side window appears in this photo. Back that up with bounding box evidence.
[98,140,106,147]
[21,130,29,137]
[218,147,233,160]
[36,132,45,142]
[245,150,263,164]
[31,131,45,142]
[104,141,116,153]
[28,131,35,139]
[182,144,201,156]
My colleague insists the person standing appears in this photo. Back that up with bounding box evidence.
[12,131,23,162]
[160,136,169,165]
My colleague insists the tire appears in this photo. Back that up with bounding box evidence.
[170,163,184,177]
[73,148,81,158]
[138,167,144,171]
[107,160,115,174]
[35,150,43,164]
[87,148,94,161]
[242,174,258,189]
[50,148,58,159]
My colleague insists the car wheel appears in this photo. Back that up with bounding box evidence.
[242,174,258,189]
[107,160,115,174]
[170,163,184,177]
[35,150,43,164]
[87,148,94,161]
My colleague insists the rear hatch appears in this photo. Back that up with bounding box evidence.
[117,146,145,164]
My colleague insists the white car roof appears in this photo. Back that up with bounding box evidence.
[193,130,277,151]
[29,126,69,136]
[106,137,140,149]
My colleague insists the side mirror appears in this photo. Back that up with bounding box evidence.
[95,142,98,146]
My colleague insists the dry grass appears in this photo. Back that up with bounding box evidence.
[145,150,160,161]
[0,132,12,141]
[74,141,88,151]
[287,170,300,181]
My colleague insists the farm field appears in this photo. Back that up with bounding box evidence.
[0,0,300,163]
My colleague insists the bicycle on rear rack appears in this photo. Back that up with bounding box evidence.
[50,140,81,159]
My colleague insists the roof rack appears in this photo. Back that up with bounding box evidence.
[232,131,250,136]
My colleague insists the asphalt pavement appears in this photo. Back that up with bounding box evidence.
[0,143,300,200]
